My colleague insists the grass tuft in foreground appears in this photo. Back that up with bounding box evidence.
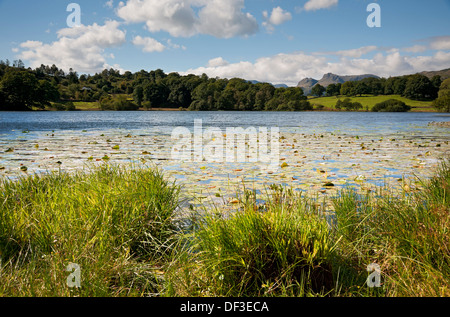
[0,164,180,297]
[168,157,450,297]
[172,193,334,297]
[330,158,450,296]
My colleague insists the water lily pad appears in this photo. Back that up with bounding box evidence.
[112,145,120,150]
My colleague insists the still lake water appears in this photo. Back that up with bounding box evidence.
[1,111,450,136]
[1,111,449,207]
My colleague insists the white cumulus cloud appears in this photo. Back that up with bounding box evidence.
[132,35,166,53]
[207,57,229,67]
[116,0,258,38]
[182,49,450,87]
[263,7,292,33]
[429,36,450,51]
[17,20,126,73]
[303,0,338,12]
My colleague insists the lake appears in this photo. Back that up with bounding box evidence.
[1,111,450,136]
[1,111,449,209]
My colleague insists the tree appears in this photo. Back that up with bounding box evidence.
[216,89,235,111]
[326,83,341,97]
[99,95,139,111]
[432,95,450,112]
[372,99,411,112]
[68,68,79,84]
[438,78,450,98]
[384,77,396,95]
[143,81,169,107]
[133,86,144,107]
[431,75,442,91]
[362,77,384,95]
[432,78,450,112]
[0,68,40,110]
[254,83,275,110]
[340,81,355,96]
[288,100,312,111]
[311,84,325,97]
[36,80,60,106]
[335,98,363,111]
[404,74,437,101]
[354,82,370,96]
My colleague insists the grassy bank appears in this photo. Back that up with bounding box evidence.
[0,158,449,297]
[0,164,181,296]
[309,95,435,112]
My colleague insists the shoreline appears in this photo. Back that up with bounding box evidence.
[6,108,447,113]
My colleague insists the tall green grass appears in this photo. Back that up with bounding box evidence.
[331,158,450,296]
[0,164,180,296]
[176,192,334,297]
[167,157,449,297]
[1,158,449,297]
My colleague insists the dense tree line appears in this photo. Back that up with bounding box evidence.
[0,59,447,111]
[0,60,60,110]
[432,78,450,112]
[319,73,442,101]
[0,60,310,112]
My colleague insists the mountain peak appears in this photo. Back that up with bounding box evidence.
[297,73,380,94]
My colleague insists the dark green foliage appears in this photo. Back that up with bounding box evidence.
[133,86,144,107]
[372,99,411,112]
[432,78,450,112]
[404,74,438,101]
[0,67,59,110]
[340,81,355,97]
[0,60,444,112]
[432,95,450,112]
[336,98,363,111]
[53,102,76,111]
[354,82,370,96]
[326,83,341,97]
[99,95,139,111]
[311,84,326,97]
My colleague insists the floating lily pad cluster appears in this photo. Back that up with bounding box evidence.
[0,126,448,213]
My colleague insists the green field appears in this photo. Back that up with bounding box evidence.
[73,101,100,111]
[41,95,437,112]
[309,95,436,112]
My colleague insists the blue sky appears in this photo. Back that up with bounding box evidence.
[0,0,449,86]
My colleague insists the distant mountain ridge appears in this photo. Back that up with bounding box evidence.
[248,68,449,95]
[419,68,450,80]
[297,73,380,95]
[247,80,288,88]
